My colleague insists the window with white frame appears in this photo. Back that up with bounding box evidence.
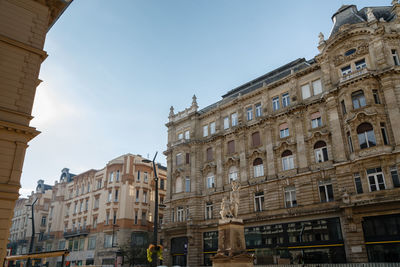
[347,132,354,153]
[284,186,297,208]
[254,192,264,212]
[282,150,294,171]
[314,141,328,163]
[231,113,238,126]
[185,177,191,192]
[144,172,148,183]
[255,103,262,117]
[114,189,119,202]
[143,191,148,203]
[272,96,280,111]
[175,177,182,193]
[392,49,400,66]
[223,117,229,129]
[253,158,264,177]
[301,84,311,99]
[177,207,184,222]
[390,166,400,188]
[352,90,366,109]
[366,167,385,191]
[205,202,213,220]
[105,211,110,225]
[341,65,351,75]
[210,122,216,134]
[109,172,114,182]
[94,197,99,209]
[176,153,183,165]
[203,125,208,137]
[184,130,190,139]
[311,112,322,128]
[116,170,120,182]
[228,166,238,183]
[135,189,140,202]
[279,123,289,138]
[354,173,363,194]
[178,133,183,140]
[355,58,367,70]
[357,122,376,149]
[108,191,112,202]
[312,79,322,95]
[207,174,215,189]
[246,107,253,121]
[372,89,381,104]
[319,180,334,202]
[282,93,290,108]
[380,122,389,145]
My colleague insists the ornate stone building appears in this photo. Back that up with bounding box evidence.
[7,154,167,267]
[0,0,72,265]
[162,2,400,266]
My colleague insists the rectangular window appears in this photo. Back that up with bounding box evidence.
[355,59,367,70]
[246,107,253,121]
[178,133,183,140]
[311,117,322,128]
[113,211,117,225]
[231,113,238,126]
[85,199,88,211]
[93,217,98,229]
[185,177,190,192]
[223,117,229,129]
[79,201,83,212]
[392,49,400,65]
[135,189,140,202]
[58,240,66,250]
[390,166,400,188]
[160,179,165,190]
[97,179,102,189]
[105,211,110,225]
[284,187,297,208]
[373,90,381,104]
[282,93,290,107]
[104,234,113,248]
[177,207,184,222]
[341,65,352,75]
[254,192,264,212]
[207,176,215,188]
[137,171,140,181]
[109,172,114,182]
[380,122,389,145]
[319,180,334,202]
[347,132,354,153]
[301,84,311,99]
[253,164,264,177]
[141,212,147,225]
[144,172,148,183]
[341,100,347,115]
[312,79,323,95]
[315,146,328,163]
[184,130,190,139]
[88,236,96,250]
[255,103,262,117]
[279,127,289,138]
[282,156,294,171]
[74,203,77,214]
[79,238,85,251]
[134,211,138,224]
[354,173,363,194]
[210,122,216,134]
[143,191,147,203]
[367,167,385,192]
[185,153,190,164]
[94,197,99,209]
[272,96,280,111]
[205,203,213,220]
[228,140,235,154]
[114,189,119,202]
[203,125,208,137]
[108,191,112,202]
[41,216,47,226]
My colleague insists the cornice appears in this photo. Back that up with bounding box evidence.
[0,120,40,140]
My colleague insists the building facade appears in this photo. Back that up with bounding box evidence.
[7,154,167,267]
[0,0,72,265]
[162,2,400,266]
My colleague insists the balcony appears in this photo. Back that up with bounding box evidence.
[63,228,90,238]
[340,67,368,83]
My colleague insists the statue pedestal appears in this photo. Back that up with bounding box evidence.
[211,219,254,267]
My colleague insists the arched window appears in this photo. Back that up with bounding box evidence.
[352,90,366,109]
[281,150,294,171]
[175,177,182,193]
[206,173,215,188]
[228,166,238,183]
[314,141,328,163]
[253,158,264,177]
[252,132,261,147]
[357,123,376,149]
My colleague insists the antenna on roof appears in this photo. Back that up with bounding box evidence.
[147,153,149,159]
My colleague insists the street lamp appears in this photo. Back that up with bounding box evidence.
[142,152,159,267]
[25,198,38,267]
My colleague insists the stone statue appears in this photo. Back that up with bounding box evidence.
[230,180,240,218]
[392,0,398,6]
[367,8,376,22]
[318,32,325,45]
[191,94,198,109]
[169,106,174,117]
[220,197,232,219]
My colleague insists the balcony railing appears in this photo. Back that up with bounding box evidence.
[340,67,368,83]
[63,228,90,238]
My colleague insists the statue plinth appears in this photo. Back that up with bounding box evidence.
[211,219,254,267]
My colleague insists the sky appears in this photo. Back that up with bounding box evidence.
[19,0,391,197]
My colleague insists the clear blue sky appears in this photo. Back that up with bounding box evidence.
[20,0,390,196]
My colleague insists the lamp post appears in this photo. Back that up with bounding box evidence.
[142,152,159,267]
[26,198,38,267]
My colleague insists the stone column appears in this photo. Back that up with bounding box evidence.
[326,95,347,162]
[381,75,400,149]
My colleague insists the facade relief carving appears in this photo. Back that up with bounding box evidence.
[333,42,369,67]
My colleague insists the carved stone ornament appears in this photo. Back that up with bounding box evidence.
[367,8,377,22]
[392,0,399,6]
[318,32,325,45]
[220,180,241,220]
[333,42,369,67]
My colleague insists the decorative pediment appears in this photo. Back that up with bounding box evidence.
[333,42,369,67]
[247,148,265,160]
[346,110,377,125]
[172,167,185,177]
[202,162,216,174]
[305,129,330,142]
[274,140,296,152]
[223,156,240,168]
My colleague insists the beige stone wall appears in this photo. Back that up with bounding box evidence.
[162,4,400,266]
